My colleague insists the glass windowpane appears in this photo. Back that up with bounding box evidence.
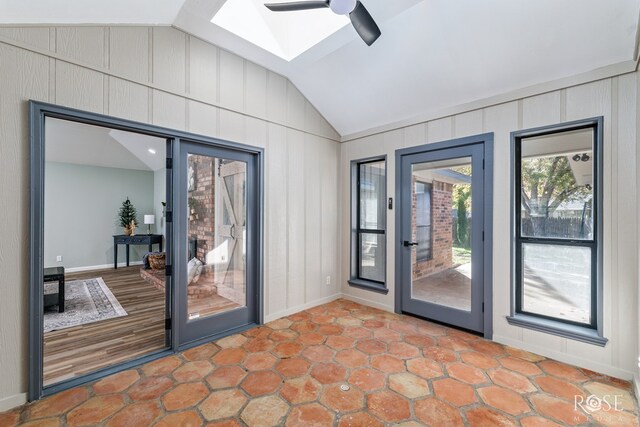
[359,233,385,283]
[359,161,386,230]
[520,128,594,240]
[521,243,592,324]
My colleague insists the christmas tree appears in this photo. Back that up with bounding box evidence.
[118,197,138,228]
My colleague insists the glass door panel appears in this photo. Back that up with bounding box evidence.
[410,157,473,312]
[186,154,247,320]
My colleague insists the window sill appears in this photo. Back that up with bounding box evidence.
[348,279,389,294]
[506,314,608,347]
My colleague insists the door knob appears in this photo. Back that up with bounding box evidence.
[403,241,418,247]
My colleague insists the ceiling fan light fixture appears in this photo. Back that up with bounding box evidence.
[329,0,357,15]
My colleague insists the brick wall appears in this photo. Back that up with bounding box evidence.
[188,155,215,271]
[411,179,453,280]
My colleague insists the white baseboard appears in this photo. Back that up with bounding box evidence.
[340,293,395,314]
[494,334,634,380]
[66,261,143,273]
[264,293,342,323]
[0,392,26,413]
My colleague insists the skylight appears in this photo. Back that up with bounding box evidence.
[212,0,350,61]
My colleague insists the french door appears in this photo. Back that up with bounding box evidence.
[397,141,489,334]
[177,141,260,346]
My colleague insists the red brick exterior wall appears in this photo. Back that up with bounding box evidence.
[188,155,215,273]
[411,179,453,281]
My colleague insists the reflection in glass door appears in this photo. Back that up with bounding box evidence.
[399,143,485,333]
[179,142,258,346]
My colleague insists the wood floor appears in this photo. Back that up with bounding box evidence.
[43,267,167,386]
[43,266,244,386]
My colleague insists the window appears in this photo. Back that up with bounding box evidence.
[415,182,433,261]
[508,118,605,346]
[350,157,387,292]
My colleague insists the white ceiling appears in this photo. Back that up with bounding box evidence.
[3,0,639,137]
[46,118,167,171]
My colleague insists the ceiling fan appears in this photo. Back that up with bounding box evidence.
[264,0,381,46]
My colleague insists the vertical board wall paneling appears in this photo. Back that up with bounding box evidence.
[0,25,341,409]
[564,80,613,364]
[109,27,149,83]
[0,43,49,406]
[483,101,520,342]
[613,74,638,371]
[286,128,307,308]
[304,134,323,303]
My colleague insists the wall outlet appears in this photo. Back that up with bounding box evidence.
[326,275,331,286]
[56,255,63,262]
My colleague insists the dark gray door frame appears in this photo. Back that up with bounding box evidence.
[28,101,264,401]
[394,133,494,339]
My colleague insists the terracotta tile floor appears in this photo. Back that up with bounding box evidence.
[2,299,639,426]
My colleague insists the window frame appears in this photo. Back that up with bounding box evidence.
[415,180,433,262]
[507,117,606,346]
[349,156,388,294]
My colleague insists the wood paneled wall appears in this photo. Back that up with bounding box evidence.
[0,25,341,409]
[341,74,639,381]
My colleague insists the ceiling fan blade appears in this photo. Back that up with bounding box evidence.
[264,1,330,12]
[349,1,381,46]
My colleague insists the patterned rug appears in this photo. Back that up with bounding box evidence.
[43,277,127,332]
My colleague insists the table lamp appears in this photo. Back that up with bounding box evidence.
[144,215,155,234]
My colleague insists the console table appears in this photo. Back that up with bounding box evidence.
[113,234,163,269]
[44,266,65,313]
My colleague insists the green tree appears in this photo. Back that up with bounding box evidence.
[451,166,472,248]
[118,197,138,228]
[520,156,589,235]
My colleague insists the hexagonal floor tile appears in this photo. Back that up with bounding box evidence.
[477,386,531,416]
[141,356,182,377]
[66,395,125,427]
[285,403,334,427]
[465,407,517,426]
[161,382,209,411]
[273,341,304,358]
[302,345,336,363]
[530,394,589,426]
[105,402,161,427]
[539,360,588,382]
[206,365,247,389]
[489,369,536,394]
[447,362,487,385]
[27,388,89,420]
[216,334,248,349]
[432,378,477,407]
[280,376,322,404]
[348,368,386,392]
[356,339,387,355]
[389,373,430,399]
[211,348,247,365]
[182,343,219,361]
[199,389,247,421]
[320,384,365,413]
[241,395,290,427]
[275,358,311,378]
[371,355,405,373]
[128,377,173,401]
[241,370,283,396]
[407,358,443,379]
[414,397,463,426]
[367,391,411,422]
[243,352,278,371]
[93,370,139,395]
[154,410,202,427]
[310,363,347,385]
[172,360,213,383]
[335,349,368,368]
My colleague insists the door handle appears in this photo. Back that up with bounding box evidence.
[403,241,418,247]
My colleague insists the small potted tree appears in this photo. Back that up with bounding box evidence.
[118,197,138,235]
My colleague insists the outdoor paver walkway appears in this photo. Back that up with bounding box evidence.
[1,299,638,426]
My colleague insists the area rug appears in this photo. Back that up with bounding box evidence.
[44,277,127,332]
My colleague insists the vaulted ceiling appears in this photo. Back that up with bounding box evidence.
[2,0,639,137]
